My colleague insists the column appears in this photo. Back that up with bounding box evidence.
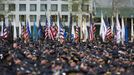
[36,0,40,27]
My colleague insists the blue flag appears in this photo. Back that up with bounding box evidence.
[38,20,43,38]
[26,21,31,38]
[33,21,38,41]
[64,32,67,39]
[125,25,128,43]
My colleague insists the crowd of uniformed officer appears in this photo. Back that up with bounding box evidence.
[0,38,134,75]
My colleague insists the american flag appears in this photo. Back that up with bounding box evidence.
[53,25,58,38]
[93,23,96,33]
[89,24,94,41]
[75,23,79,43]
[2,22,8,39]
[89,14,96,41]
[21,24,26,39]
[49,26,55,40]
[45,16,55,40]
[23,21,30,42]
[105,18,112,41]
[45,17,48,39]
[23,28,29,41]
[106,27,112,40]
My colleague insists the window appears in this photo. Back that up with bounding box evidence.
[9,4,16,11]
[82,5,89,12]
[40,15,46,22]
[8,15,15,22]
[72,15,78,22]
[30,4,37,11]
[51,15,57,22]
[51,4,58,11]
[72,4,78,12]
[19,15,26,22]
[30,15,36,22]
[0,4,5,11]
[19,4,26,11]
[61,4,68,11]
[62,15,68,22]
[40,4,47,11]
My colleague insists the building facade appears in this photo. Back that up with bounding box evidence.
[0,0,93,27]
[0,0,134,41]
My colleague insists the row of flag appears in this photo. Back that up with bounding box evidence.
[0,13,129,44]
[99,13,129,44]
